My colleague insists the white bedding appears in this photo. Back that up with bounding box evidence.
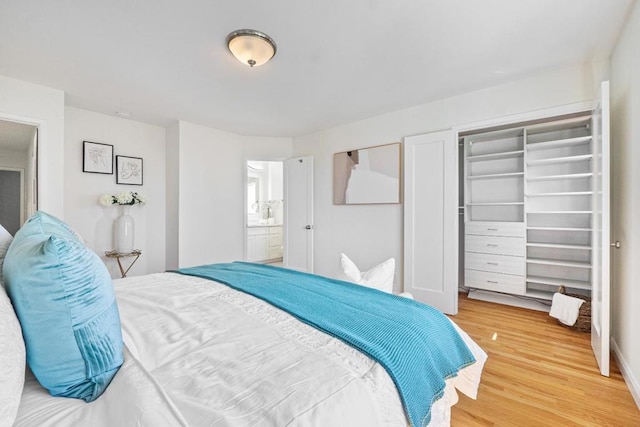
[15,272,486,427]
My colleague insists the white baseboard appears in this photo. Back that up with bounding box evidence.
[466,289,550,312]
[611,338,640,410]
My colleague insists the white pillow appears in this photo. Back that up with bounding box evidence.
[337,253,395,293]
[0,280,26,426]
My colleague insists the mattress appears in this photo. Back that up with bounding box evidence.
[15,272,486,426]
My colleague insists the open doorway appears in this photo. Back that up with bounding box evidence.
[0,119,38,235]
[245,160,284,265]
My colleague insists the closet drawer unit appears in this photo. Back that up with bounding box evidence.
[465,221,525,238]
[465,252,525,275]
[465,235,525,256]
[465,269,525,295]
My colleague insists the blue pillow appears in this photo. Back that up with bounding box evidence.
[3,211,123,402]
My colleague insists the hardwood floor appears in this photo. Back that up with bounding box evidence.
[449,294,640,427]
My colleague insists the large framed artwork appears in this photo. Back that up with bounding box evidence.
[333,142,401,205]
[116,155,143,186]
[83,141,113,174]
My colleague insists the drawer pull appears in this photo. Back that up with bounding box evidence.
[487,228,498,231]
[487,280,499,284]
[486,244,498,247]
[487,262,499,266]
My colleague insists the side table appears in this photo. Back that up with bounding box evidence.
[105,249,142,278]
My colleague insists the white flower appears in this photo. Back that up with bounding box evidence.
[99,191,146,207]
[116,191,134,205]
[99,194,114,206]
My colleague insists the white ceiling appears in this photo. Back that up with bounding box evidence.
[0,0,633,137]
[0,120,36,152]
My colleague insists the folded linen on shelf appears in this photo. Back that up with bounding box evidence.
[549,292,585,326]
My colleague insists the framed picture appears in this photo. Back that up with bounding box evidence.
[116,155,143,185]
[83,141,113,174]
[333,142,401,205]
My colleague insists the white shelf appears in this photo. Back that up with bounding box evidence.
[467,172,524,180]
[527,154,593,167]
[527,191,592,197]
[527,258,592,269]
[527,242,591,250]
[527,226,591,232]
[467,202,524,206]
[467,150,524,162]
[527,275,591,290]
[527,211,591,214]
[526,136,592,152]
[527,172,592,182]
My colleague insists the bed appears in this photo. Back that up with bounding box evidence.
[1,215,487,427]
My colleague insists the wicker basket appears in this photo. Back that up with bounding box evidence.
[556,286,591,332]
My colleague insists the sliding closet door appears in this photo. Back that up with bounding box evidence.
[404,130,458,314]
[591,81,611,377]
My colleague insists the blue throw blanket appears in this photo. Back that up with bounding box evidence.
[174,262,475,427]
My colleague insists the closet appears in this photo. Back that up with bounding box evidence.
[405,81,610,375]
[462,113,595,301]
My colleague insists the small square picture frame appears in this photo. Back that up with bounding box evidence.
[83,141,114,174]
[116,155,143,186]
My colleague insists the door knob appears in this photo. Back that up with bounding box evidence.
[611,241,621,249]
[305,225,313,230]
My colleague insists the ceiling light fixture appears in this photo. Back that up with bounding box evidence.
[226,29,277,68]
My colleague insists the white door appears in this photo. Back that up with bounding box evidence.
[591,81,611,377]
[404,130,458,314]
[283,156,314,272]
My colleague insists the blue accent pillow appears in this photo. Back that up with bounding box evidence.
[3,211,123,402]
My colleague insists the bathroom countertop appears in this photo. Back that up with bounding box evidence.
[247,223,283,228]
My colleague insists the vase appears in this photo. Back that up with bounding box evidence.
[115,205,134,253]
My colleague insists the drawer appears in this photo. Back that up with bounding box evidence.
[465,269,525,295]
[465,252,525,275]
[247,227,269,236]
[465,221,525,238]
[465,235,525,256]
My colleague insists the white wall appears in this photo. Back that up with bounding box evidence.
[175,121,292,268]
[64,107,166,278]
[293,63,606,291]
[611,0,640,407]
[0,75,65,217]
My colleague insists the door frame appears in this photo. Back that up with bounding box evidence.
[451,101,594,305]
[243,157,286,262]
[0,112,43,215]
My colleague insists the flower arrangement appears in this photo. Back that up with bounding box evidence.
[99,191,147,207]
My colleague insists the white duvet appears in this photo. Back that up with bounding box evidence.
[15,272,486,427]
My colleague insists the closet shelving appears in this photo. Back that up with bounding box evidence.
[524,115,593,300]
[464,129,525,223]
[463,112,595,302]
[463,129,526,296]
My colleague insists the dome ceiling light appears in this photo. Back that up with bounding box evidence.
[226,29,277,68]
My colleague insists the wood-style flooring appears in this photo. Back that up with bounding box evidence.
[449,293,640,426]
